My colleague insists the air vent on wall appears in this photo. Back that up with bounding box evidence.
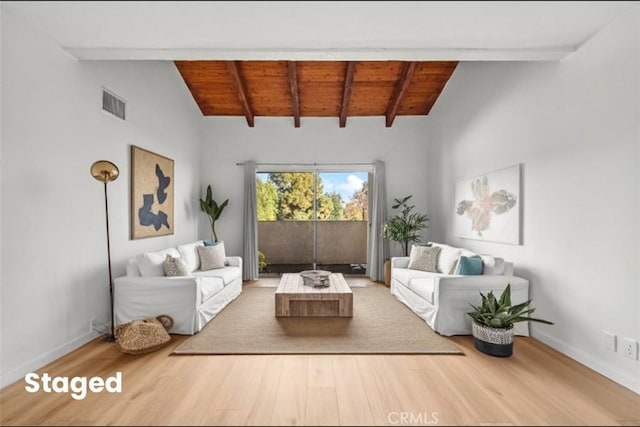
[102,88,126,120]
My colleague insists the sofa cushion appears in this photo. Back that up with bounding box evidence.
[200,277,224,302]
[177,241,204,272]
[483,257,506,275]
[163,254,190,277]
[407,278,436,305]
[136,248,181,277]
[198,243,226,271]
[203,240,230,265]
[408,245,440,272]
[438,245,463,274]
[192,266,241,286]
[393,267,446,285]
[455,255,483,275]
[393,268,418,287]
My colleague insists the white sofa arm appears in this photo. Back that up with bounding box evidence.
[226,256,242,271]
[113,276,204,333]
[434,275,530,336]
[391,257,410,269]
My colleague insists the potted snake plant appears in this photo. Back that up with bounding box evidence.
[468,284,553,357]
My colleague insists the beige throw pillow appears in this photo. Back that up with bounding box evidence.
[197,244,226,271]
[407,245,441,272]
[163,255,190,277]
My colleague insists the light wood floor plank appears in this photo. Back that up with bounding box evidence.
[304,388,339,426]
[307,356,336,388]
[238,356,284,426]
[269,356,308,426]
[333,356,375,426]
[240,356,283,426]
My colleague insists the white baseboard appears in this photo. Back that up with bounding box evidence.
[0,330,100,389]
[531,329,639,395]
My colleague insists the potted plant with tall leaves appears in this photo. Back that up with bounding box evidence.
[382,195,430,284]
[199,185,228,243]
[468,284,553,357]
[383,195,430,256]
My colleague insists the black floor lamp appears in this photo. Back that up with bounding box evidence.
[90,160,120,342]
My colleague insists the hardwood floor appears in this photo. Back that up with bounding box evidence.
[2,282,639,426]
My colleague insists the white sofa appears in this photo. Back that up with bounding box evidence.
[114,241,242,335]
[391,242,529,336]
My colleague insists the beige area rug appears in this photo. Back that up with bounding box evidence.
[173,285,462,355]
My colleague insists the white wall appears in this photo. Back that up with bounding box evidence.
[0,11,203,387]
[427,10,640,393]
[199,116,432,258]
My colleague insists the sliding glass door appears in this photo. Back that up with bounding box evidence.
[256,170,368,276]
[315,172,368,274]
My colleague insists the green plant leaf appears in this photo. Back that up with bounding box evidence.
[468,282,553,328]
[206,185,212,202]
[498,284,511,306]
[200,186,228,241]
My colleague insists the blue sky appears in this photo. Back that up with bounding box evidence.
[321,172,367,203]
[257,172,368,204]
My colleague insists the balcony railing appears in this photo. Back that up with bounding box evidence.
[258,220,368,275]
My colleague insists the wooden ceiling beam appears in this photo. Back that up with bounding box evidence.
[385,61,417,128]
[339,61,356,128]
[227,61,254,127]
[287,61,301,128]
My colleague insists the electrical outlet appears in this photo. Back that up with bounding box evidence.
[623,338,638,360]
[604,331,617,352]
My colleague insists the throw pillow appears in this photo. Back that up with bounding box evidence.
[136,248,181,277]
[483,257,505,275]
[203,240,230,265]
[437,245,462,275]
[177,241,204,272]
[163,254,190,277]
[407,245,441,272]
[197,243,226,271]
[455,255,483,275]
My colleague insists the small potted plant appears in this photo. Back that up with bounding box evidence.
[468,284,553,357]
[382,195,430,285]
[258,250,268,273]
[382,195,430,257]
[199,184,229,243]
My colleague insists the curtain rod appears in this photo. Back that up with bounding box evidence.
[235,162,375,166]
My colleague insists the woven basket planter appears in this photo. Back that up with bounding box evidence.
[472,321,515,357]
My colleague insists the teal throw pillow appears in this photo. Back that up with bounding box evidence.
[455,255,483,275]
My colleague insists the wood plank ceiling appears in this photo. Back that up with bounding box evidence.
[174,60,458,127]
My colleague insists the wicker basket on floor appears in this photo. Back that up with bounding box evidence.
[114,315,174,355]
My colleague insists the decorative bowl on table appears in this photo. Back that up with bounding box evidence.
[300,270,331,288]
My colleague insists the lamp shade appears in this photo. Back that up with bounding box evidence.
[90,160,119,183]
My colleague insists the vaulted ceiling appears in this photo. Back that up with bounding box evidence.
[175,60,458,127]
[5,2,632,128]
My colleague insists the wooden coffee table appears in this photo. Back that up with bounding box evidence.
[275,273,353,317]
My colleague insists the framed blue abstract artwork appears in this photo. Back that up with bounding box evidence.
[131,145,174,239]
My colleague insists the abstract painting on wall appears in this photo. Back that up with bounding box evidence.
[131,145,174,239]
[454,164,521,245]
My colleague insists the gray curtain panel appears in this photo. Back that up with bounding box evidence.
[367,160,389,282]
[243,161,259,280]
